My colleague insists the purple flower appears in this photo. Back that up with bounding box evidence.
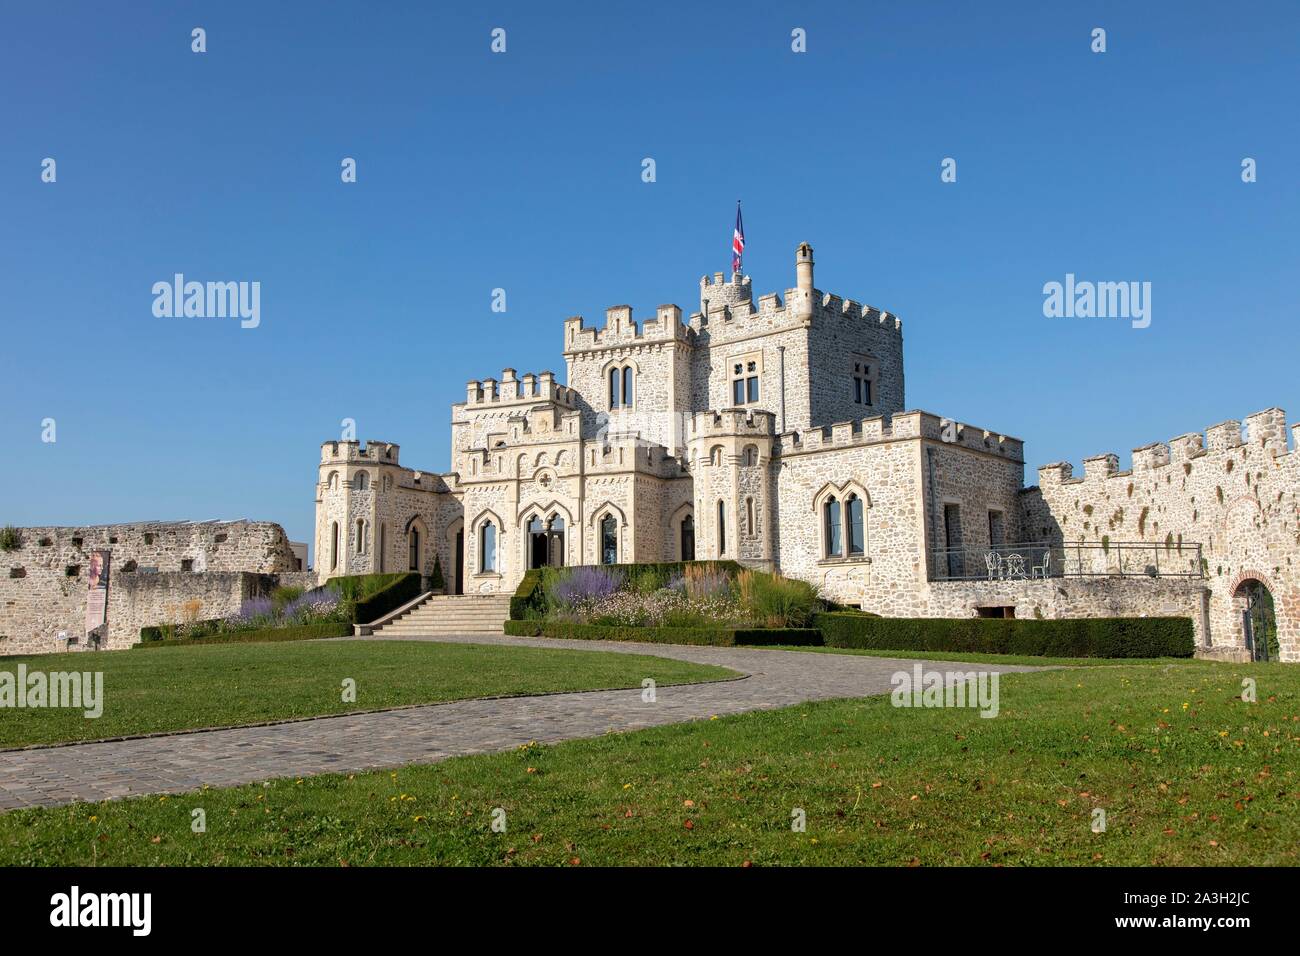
[236,596,276,621]
[282,589,340,621]
[549,566,624,607]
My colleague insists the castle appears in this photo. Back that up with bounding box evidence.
[314,243,1299,662]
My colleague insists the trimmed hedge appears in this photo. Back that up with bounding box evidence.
[132,621,352,649]
[504,619,820,647]
[813,612,1195,658]
[328,571,423,624]
[140,619,224,642]
[509,560,744,620]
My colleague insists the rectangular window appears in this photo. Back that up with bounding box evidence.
[730,352,762,406]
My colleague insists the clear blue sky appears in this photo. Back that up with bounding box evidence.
[2,1,1296,560]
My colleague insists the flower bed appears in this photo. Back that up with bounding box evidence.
[139,584,347,643]
[510,562,824,634]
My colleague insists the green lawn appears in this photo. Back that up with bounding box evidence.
[2,659,1295,866]
[0,641,736,749]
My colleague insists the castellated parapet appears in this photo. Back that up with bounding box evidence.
[563,304,691,353]
[320,439,401,466]
[464,368,574,407]
[774,410,1023,461]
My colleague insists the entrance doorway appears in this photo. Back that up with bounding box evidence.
[1237,579,1278,662]
[527,514,565,569]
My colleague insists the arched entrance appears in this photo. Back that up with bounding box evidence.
[526,513,565,569]
[1234,578,1278,662]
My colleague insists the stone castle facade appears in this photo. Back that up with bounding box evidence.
[314,243,1299,662]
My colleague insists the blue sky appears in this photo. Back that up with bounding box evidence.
[2,1,1296,559]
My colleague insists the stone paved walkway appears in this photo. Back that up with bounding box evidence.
[0,634,1044,811]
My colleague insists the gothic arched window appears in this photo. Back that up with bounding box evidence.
[823,497,842,558]
[846,494,864,556]
[479,521,497,572]
[600,515,618,565]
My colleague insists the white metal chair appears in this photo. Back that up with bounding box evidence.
[1003,553,1027,579]
[1032,551,1051,579]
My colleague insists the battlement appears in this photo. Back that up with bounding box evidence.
[1037,407,1295,487]
[688,408,777,439]
[774,410,1023,460]
[463,369,574,408]
[320,440,400,465]
[563,304,690,353]
[687,283,901,334]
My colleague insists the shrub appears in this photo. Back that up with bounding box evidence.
[737,569,821,627]
[0,526,21,552]
[429,555,446,592]
[134,621,352,648]
[511,569,547,620]
[352,572,423,625]
[325,572,422,624]
[503,619,821,647]
[813,613,1195,658]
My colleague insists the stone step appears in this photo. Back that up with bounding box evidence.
[371,592,511,636]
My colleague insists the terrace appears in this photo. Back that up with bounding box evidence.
[928,540,1204,583]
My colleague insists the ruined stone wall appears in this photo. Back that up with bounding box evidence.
[0,521,299,654]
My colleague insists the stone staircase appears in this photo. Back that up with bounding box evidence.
[368,593,512,638]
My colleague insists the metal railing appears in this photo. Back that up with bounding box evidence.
[928,541,1204,582]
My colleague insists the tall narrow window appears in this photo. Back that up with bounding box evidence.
[480,521,497,572]
[356,519,366,554]
[846,495,864,556]
[330,522,339,571]
[355,471,369,491]
[379,525,386,572]
[609,365,634,409]
[824,497,842,557]
[681,514,695,561]
[853,357,876,406]
[717,500,726,555]
[600,515,618,565]
[408,529,420,571]
[746,497,755,536]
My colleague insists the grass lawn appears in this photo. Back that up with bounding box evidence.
[2,659,1295,866]
[0,641,736,749]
